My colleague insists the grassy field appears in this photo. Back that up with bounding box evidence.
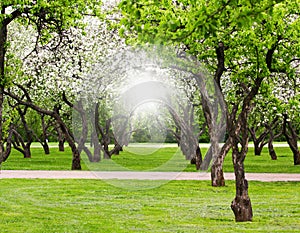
[0,179,299,232]
[1,144,300,173]
[1,144,300,232]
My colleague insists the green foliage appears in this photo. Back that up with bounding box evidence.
[117,0,283,46]
[0,0,103,86]
[117,0,300,105]
[131,129,151,143]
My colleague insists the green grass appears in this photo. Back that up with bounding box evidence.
[0,179,299,232]
[222,147,300,174]
[1,145,299,232]
[1,147,82,170]
[1,144,300,173]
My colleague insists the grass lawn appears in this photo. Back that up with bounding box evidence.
[1,144,299,232]
[1,144,300,173]
[0,179,299,232]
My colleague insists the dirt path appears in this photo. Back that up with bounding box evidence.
[1,170,300,182]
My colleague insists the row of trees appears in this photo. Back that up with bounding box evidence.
[116,0,300,221]
[0,0,299,222]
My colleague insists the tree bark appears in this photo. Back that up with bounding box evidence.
[5,90,81,170]
[0,86,4,163]
[40,114,50,154]
[0,124,14,163]
[83,145,94,162]
[42,141,50,155]
[56,117,81,170]
[201,41,228,184]
[13,106,34,158]
[200,146,212,170]
[283,114,300,165]
[231,149,253,222]
[249,126,268,156]
[0,21,7,163]
[254,143,263,156]
[211,161,225,187]
[55,123,65,151]
[194,146,202,170]
[228,72,262,221]
[231,120,253,222]
[211,138,232,186]
[11,128,32,158]
[230,120,253,221]
[93,147,101,162]
[58,139,65,152]
[268,130,277,160]
[268,141,277,160]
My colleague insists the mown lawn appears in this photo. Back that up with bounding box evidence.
[1,144,300,173]
[1,144,299,232]
[0,179,299,233]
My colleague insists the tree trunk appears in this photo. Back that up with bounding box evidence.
[71,148,81,170]
[211,162,225,187]
[254,142,263,156]
[111,142,123,156]
[92,131,101,162]
[211,138,231,186]
[0,24,7,164]
[64,131,80,170]
[0,86,5,163]
[268,129,277,160]
[5,90,81,170]
[283,114,300,165]
[229,75,259,221]
[195,146,202,170]
[40,114,50,154]
[11,128,33,158]
[0,124,13,163]
[268,141,277,160]
[103,141,111,159]
[249,126,268,156]
[295,151,300,165]
[200,146,212,170]
[56,123,65,151]
[53,112,81,170]
[58,140,65,152]
[265,117,280,160]
[23,146,31,158]
[42,141,50,155]
[93,145,101,162]
[231,144,253,222]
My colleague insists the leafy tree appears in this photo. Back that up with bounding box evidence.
[116,0,299,221]
[0,1,101,168]
[273,72,300,165]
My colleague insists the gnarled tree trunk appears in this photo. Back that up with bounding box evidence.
[40,114,50,154]
[211,138,232,187]
[268,140,277,160]
[283,114,300,165]
[231,148,253,222]
[249,126,268,156]
[230,121,253,222]
[0,23,8,164]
